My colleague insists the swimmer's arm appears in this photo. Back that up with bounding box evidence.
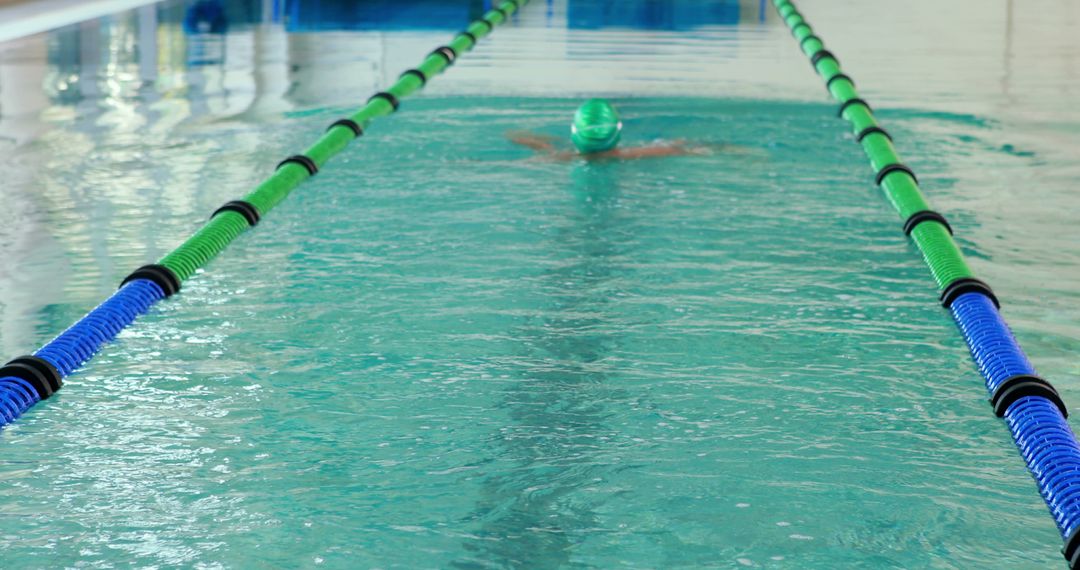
[595,141,749,160]
[506,130,558,152]
[615,147,691,159]
[597,144,705,160]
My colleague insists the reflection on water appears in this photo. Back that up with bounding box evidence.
[284,0,488,31]
[0,0,759,143]
[569,0,741,30]
[282,0,748,31]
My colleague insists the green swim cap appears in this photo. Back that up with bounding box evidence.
[571,99,622,154]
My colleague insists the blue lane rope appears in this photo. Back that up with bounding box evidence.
[951,293,1037,393]
[0,279,165,428]
[1009,398,1080,538]
[35,279,164,377]
[952,292,1080,545]
[0,378,38,423]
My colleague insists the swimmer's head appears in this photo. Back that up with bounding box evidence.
[571,99,622,154]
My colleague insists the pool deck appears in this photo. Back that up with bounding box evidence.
[0,0,158,43]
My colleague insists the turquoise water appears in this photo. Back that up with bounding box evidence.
[2,1,1080,568]
[0,96,1064,568]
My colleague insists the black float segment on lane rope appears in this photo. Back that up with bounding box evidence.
[810,49,838,68]
[855,126,892,142]
[990,374,1067,418]
[327,118,363,138]
[874,163,917,186]
[368,92,400,111]
[0,356,62,399]
[212,200,261,227]
[121,264,181,297]
[902,210,952,236]
[837,97,871,117]
[826,73,854,90]
[940,277,999,309]
[400,68,428,86]
[431,46,457,64]
[277,154,319,176]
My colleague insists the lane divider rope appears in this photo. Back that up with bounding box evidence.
[772,0,1080,565]
[0,0,531,428]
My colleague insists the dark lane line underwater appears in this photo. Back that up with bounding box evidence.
[453,163,631,569]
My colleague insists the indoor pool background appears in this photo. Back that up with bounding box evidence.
[1,0,1080,568]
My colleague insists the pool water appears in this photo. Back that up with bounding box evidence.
[1,1,1080,568]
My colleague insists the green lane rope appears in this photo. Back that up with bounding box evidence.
[779,20,978,293]
[157,0,528,284]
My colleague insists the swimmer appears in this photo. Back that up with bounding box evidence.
[508,99,719,162]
